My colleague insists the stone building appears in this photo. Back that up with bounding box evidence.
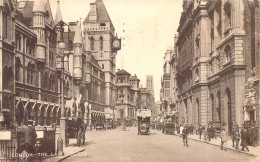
[0,0,121,157]
[175,0,259,134]
[160,47,177,117]
[83,0,121,117]
[115,69,140,126]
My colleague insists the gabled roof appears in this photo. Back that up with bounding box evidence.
[83,0,113,25]
[91,55,102,69]
[116,69,131,76]
[130,75,140,81]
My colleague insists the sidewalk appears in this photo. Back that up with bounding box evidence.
[44,139,85,162]
[173,131,259,157]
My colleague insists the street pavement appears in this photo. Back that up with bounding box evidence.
[59,127,258,162]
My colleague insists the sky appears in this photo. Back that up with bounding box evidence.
[49,0,183,101]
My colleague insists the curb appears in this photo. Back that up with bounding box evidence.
[57,148,85,162]
[173,133,257,157]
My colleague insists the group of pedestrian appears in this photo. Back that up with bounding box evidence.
[220,122,252,152]
[197,123,216,143]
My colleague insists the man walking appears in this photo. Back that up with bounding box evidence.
[198,125,203,140]
[182,125,188,147]
[220,128,227,151]
[241,127,249,152]
[22,120,37,161]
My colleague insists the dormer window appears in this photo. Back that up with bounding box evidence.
[99,23,106,26]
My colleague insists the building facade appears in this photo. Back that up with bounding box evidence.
[175,0,259,134]
[83,0,121,116]
[160,47,177,117]
[115,69,140,126]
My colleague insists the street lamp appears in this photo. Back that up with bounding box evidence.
[55,20,71,156]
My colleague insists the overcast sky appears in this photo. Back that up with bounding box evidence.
[49,0,183,101]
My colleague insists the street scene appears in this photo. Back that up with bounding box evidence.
[61,127,256,162]
[0,0,259,161]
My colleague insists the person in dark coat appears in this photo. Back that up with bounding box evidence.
[241,127,249,152]
[182,125,189,147]
[23,120,37,154]
[198,125,203,140]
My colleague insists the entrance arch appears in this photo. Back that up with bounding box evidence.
[224,88,232,135]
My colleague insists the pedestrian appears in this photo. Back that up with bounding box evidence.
[198,125,203,140]
[241,127,249,152]
[234,130,240,150]
[231,122,236,147]
[182,125,188,147]
[22,120,37,161]
[180,124,184,135]
[220,128,228,151]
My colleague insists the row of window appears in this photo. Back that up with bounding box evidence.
[89,36,103,51]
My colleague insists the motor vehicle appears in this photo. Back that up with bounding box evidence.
[137,109,151,135]
[65,116,87,147]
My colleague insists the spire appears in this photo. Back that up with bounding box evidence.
[73,21,82,44]
[33,0,45,13]
[55,0,63,25]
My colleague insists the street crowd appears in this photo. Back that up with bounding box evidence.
[152,121,258,152]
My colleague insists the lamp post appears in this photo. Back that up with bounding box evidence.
[55,19,70,155]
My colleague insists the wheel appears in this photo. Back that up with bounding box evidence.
[77,138,81,147]
[65,138,69,147]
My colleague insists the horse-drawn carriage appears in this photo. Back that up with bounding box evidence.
[65,116,87,147]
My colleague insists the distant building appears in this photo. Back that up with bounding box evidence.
[160,47,176,117]
[115,69,140,126]
[146,75,154,96]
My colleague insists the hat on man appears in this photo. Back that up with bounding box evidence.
[28,120,34,125]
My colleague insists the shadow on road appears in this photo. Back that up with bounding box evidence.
[85,140,96,146]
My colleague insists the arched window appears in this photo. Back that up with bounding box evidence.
[224,1,231,33]
[100,36,103,51]
[224,45,231,63]
[3,66,13,90]
[3,3,11,40]
[195,68,199,81]
[15,57,22,82]
[90,37,94,51]
[32,64,35,85]
[211,94,214,121]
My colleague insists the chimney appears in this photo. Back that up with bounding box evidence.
[89,3,97,21]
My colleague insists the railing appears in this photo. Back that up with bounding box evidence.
[0,141,16,161]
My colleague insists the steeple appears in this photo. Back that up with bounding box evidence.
[55,0,63,25]
[73,22,82,45]
[33,0,45,13]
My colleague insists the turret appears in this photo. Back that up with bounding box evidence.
[33,0,46,63]
[73,22,83,82]
[55,0,63,42]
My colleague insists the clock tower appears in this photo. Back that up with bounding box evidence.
[83,0,121,114]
